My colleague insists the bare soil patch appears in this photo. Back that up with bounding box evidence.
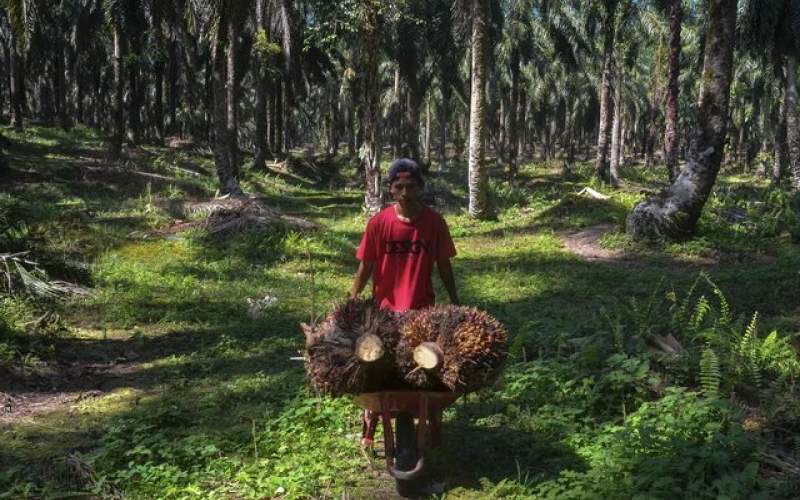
[0,357,140,425]
[561,224,627,262]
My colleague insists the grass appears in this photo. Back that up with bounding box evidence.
[1,126,799,498]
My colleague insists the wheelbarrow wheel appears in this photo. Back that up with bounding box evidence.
[394,412,420,497]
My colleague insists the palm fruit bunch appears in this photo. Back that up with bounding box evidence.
[396,305,508,391]
[302,298,400,396]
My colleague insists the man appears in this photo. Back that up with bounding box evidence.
[350,158,459,453]
[350,158,459,310]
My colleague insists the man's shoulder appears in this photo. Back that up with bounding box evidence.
[421,206,447,225]
[365,206,394,228]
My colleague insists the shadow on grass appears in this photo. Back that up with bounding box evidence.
[432,407,586,493]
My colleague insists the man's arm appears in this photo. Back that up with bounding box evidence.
[350,260,375,299]
[437,258,459,305]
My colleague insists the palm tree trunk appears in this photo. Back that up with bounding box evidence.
[664,0,682,183]
[127,32,143,144]
[595,4,617,183]
[626,0,737,240]
[226,17,239,174]
[212,26,242,196]
[468,0,493,219]
[610,63,623,186]
[253,68,269,168]
[438,85,450,171]
[773,78,786,185]
[518,86,527,162]
[54,46,70,130]
[178,21,200,140]
[425,93,431,165]
[361,9,384,216]
[405,87,423,164]
[392,66,402,158]
[348,79,356,156]
[330,83,339,156]
[252,2,268,170]
[275,76,284,154]
[167,33,178,135]
[152,7,165,144]
[109,28,125,160]
[785,54,800,190]
[10,35,24,131]
[509,49,520,177]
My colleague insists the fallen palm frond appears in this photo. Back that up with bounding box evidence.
[190,197,319,234]
[577,186,610,200]
[0,252,92,299]
[138,197,320,239]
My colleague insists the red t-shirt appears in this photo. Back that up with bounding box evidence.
[356,205,456,312]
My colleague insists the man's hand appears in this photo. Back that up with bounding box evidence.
[350,260,375,299]
[437,258,459,305]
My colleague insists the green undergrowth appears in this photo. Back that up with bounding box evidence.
[1,128,799,498]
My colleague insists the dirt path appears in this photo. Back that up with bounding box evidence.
[0,357,140,425]
[560,223,777,267]
[561,223,628,262]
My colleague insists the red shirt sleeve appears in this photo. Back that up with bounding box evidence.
[437,216,456,261]
[356,217,378,261]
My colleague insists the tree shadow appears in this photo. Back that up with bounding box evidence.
[430,405,586,493]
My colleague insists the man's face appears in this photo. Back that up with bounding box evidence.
[390,177,420,206]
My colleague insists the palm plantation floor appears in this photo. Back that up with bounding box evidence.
[1,126,799,498]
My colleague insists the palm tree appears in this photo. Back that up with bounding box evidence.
[3,0,34,131]
[594,0,618,183]
[251,0,270,170]
[738,0,800,189]
[785,53,800,189]
[104,0,128,160]
[609,56,623,184]
[658,0,682,183]
[626,0,737,239]
[498,0,533,176]
[429,0,461,172]
[358,1,384,215]
[190,0,247,195]
[395,0,437,167]
[467,0,494,219]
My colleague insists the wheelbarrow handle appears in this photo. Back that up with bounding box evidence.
[388,456,425,481]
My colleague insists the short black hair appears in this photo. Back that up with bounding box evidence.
[386,158,423,186]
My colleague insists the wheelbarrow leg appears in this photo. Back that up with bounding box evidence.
[361,409,379,449]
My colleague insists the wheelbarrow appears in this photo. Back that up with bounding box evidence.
[353,390,461,496]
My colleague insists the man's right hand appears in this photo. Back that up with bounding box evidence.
[350,260,375,300]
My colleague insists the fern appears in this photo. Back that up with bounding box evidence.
[672,275,702,327]
[755,329,800,381]
[631,278,663,338]
[600,307,626,354]
[689,295,710,333]
[699,347,721,397]
[737,312,762,387]
[702,272,730,327]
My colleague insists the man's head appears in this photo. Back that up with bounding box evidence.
[387,158,423,207]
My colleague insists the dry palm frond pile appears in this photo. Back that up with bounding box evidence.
[189,197,318,234]
[302,298,401,396]
[396,305,508,391]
